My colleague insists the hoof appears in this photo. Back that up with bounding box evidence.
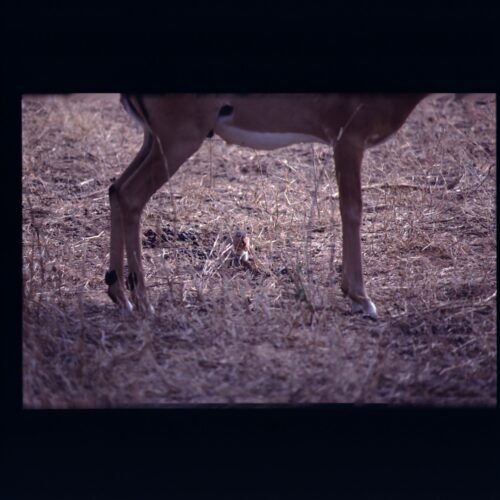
[120,298,153,315]
[138,302,155,316]
[108,286,135,314]
[351,298,378,320]
[131,294,155,315]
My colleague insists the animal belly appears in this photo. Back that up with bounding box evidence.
[214,122,325,150]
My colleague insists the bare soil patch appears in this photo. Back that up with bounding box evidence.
[22,93,496,407]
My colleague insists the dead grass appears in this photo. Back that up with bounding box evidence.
[22,93,496,408]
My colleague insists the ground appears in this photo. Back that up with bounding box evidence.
[22,93,496,407]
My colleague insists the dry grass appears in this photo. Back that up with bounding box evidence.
[22,93,496,408]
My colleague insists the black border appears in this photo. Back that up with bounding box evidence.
[3,2,498,498]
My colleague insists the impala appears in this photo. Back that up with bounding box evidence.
[105,93,432,318]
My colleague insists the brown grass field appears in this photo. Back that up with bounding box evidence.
[22,93,496,408]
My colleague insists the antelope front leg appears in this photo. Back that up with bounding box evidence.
[334,140,377,319]
[122,208,154,314]
[106,132,153,312]
[106,184,133,312]
[119,156,167,315]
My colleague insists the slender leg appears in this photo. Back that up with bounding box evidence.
[334,139,377,318]
[119,133,207,313]
[107,131,153,310]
